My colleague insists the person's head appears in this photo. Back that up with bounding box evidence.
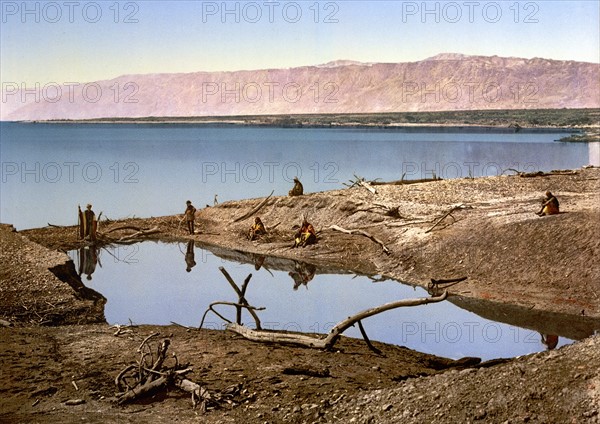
[86,203,92,209]
[545,191,552,198]
[186,200,192,205]
[294,177,300,183]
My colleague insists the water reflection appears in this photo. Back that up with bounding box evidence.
[68,242,600,360]
[77,245,100,281]
[184,240,197,272]
[289,262,317,291]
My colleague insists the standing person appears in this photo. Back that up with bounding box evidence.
[184,200,197,235]
[83,204,96,241]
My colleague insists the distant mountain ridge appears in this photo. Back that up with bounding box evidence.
[2,53,598,120]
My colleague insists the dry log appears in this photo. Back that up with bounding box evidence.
[329,225,390,255]
[358,180,377,194]
[371,177,441,185]
[103,225,146,234]
[226,323,327,348]
[117,376,169,405]
[233,190,274,223]
[227,291,448,350]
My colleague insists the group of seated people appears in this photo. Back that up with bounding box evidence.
[247,177,316,247]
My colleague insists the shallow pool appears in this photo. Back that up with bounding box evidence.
[69,241,599,360]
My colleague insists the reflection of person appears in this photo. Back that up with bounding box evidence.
[185,240,196,272]
[253,255,265,271]
[289,261,316,290]
[537,191,560,216]
[78,246,98,280]
[541,334,559,350]
[184,200,197,235]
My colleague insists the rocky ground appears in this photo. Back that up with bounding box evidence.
[1,167,599,423]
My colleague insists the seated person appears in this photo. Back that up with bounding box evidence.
[288,177,303,196]
[537,191,559,216]
[294,218,316,247]
[248,216,267,241]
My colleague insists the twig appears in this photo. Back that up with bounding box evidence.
[137,333,160,353]
[199,302,266,328]
[357,320,382,355]
[329,225,390,255]
[425,205,465,234]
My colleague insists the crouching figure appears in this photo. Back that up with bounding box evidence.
[293,217,317,248]
[537,191,559,216]
[288,177,303,196]
[248,216,267,241]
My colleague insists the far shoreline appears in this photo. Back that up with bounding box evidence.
[2,108,598,136]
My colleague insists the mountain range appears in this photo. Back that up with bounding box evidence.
[2,53,598,120]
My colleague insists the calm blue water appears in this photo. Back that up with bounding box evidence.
[69,241,579,361]
[1,122,597,229]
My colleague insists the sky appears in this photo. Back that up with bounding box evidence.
[1,0,599,86]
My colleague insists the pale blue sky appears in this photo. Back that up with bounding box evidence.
[1,1,599,85]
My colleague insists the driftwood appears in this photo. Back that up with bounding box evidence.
[425,205,465,234]
[103,225,147,234]
[357,203,404,219]
[94,225,161,245]
[118,226,161,241]
[233,190,274,223]
[227,291,448,350]
[428,276,468,295]
[344,174,377,194]
[358,180,377,194]
[386,220,430,228]
[371,176,442,186]
[329,225,390,255]
[115,334,248,410]
[504,169,579,178]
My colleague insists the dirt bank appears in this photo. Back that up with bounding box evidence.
[2,167,599,423]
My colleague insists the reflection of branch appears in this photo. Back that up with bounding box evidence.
[101,246,135,264]
[218,267,262,329]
